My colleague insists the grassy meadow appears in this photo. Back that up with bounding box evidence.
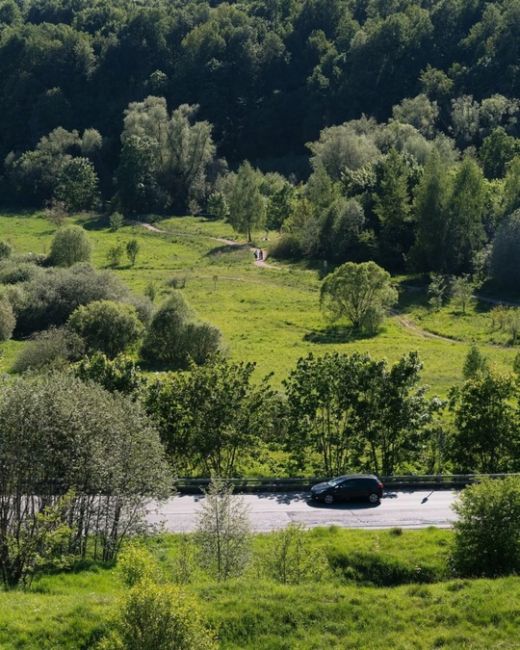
[0,211,518,393]
[1,527,520,649]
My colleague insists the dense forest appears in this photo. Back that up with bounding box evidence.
[1,0,520,276]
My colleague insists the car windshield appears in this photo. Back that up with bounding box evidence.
[328,476,347,486]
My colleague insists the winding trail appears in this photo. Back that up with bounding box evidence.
[136,220,514,343]
[389,310,460,344]
[136,221,276,268]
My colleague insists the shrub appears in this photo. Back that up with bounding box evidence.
[15,264,128,336]
[49,225,92,266]
[74,353,143,395]
[451,477,520,577]
[0,260,42,284]
[196,479,251,581]
[99,580,216,650]
[117,545,159,587]
[68,300,144,358]
[107,243,124,268]
[0,372,171,586]
[0,241,12,260]
[183,321,223,365]
[13,327,85,373]
[142,292,222,368]
[109,212,124,232]
[0,294,15,341]
[261,523,328,584]
[126,239,140,266]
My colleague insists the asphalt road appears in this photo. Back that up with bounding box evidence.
[147,490,459,533]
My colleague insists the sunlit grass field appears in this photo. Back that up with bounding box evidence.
[0,211,518,392]
[1,527,520,650]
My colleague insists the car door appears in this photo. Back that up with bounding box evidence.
[344,479,364,501]
[335,479,354,501]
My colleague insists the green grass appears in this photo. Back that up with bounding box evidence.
[0,212,518,391]
[0,528,519,649]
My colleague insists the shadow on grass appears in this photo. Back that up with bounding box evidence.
[78,214,108,231]
[205,243,249,256]
[304,325,378,344]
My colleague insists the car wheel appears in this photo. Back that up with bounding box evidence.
[368,492,380,505]
[324,494,334,505]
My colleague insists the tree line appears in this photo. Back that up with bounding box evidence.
[1,1,520,279]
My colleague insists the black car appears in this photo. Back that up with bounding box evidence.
[310,474,383,505]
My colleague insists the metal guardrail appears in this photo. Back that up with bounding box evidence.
[175,473,520,494]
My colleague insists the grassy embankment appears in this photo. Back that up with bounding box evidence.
[1,527,520,649]
[0,212,518,394]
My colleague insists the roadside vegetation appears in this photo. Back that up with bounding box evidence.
[1,523,519,650]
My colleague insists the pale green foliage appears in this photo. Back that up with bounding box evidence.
[0,372,171,585]
[173,535,195,585]
[49,225,91,266]
[428,274,447,311]
[490,306,520,344]
[144,281,157,303]
[0,240,12,259]
[1,491,74,588]
[451,95,480,145]
[206,191,229,220]
[110,212,124,231]
[118,544,160,587]
[260,523,328,584]
[450,275,474,314]
[392,94,439,137]
[126,239,140,266]
[452,477,520,577]
[119,97,216,212]
[320,261,398,334]
[227,161,266,241]
[308,121,382,180]
[107,243,124,267]
[196,479,251,581]
[13,327,85,372]
[74,353,142,394]
[99,580,217,650]
[0,293,15,340]
[68,300,144,358]
[463,345,488,379]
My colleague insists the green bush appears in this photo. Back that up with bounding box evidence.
[0,294,15,340]
[74,353,142,394]
[99,580,217,650]
[327,550,438,586]
[49,225,92,267]
[68,300,144,358]
[0,260,43,284]
[13,327,85,373]
[0,240,12,260]
[452,477,520,577]
[141,292,222,368]
[15,264,128,336]
[109,212,124,232]
[183,321,223,365]
[117,545,159,587]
